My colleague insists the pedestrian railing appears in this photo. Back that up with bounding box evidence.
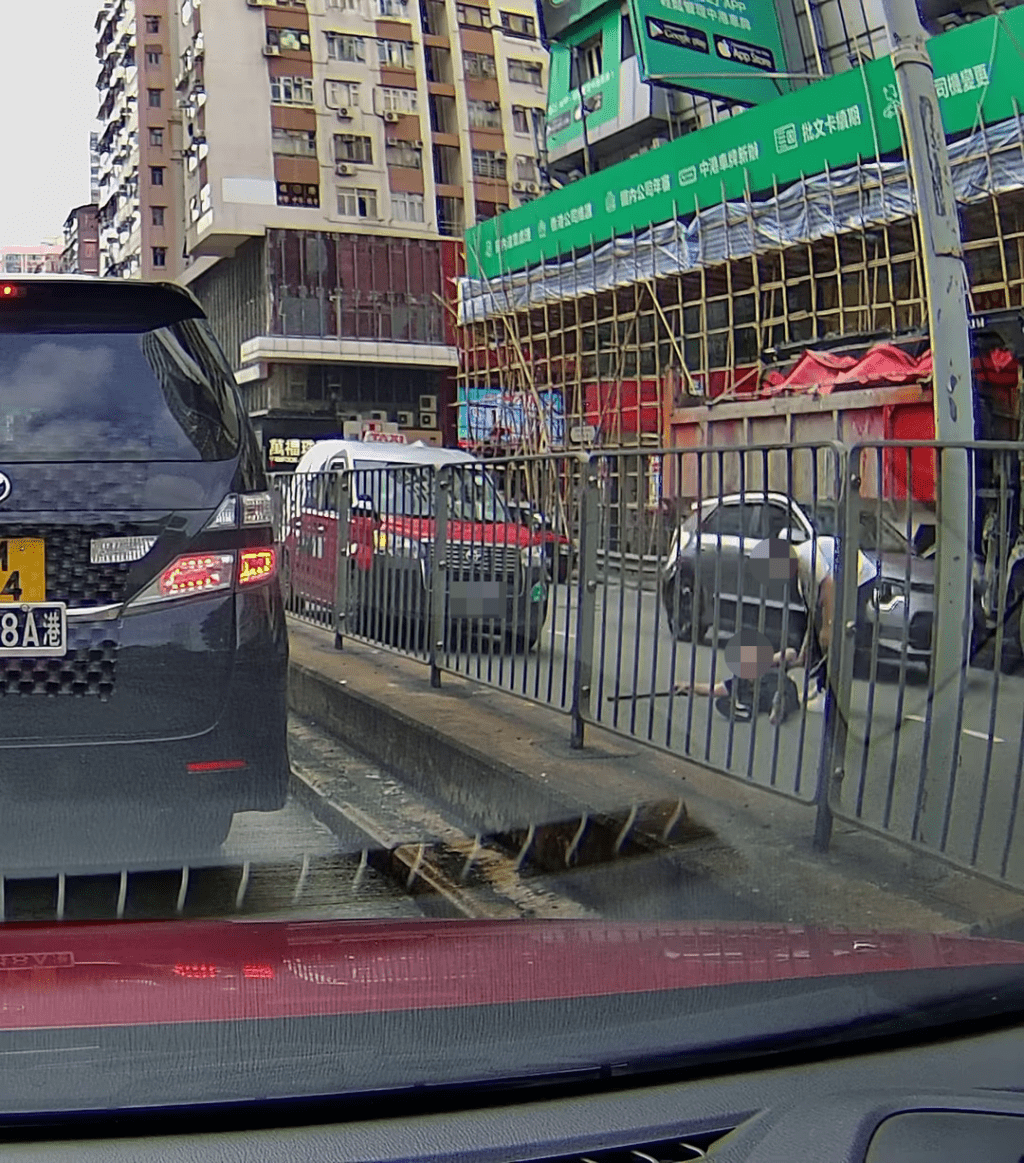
[271,437,1024,892]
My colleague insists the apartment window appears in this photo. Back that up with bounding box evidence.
[328,0,365,8]
[471,149,506,179]
[337,186,379,218]
[571,35,603,85]
[376,0,409,14]
[146,49,162,66]
[507,57,543,86]
[392,191,425,221]
[456,3,489,26]
[385,141,422,168]
[149,127,164,146]
[378,85,418,112]
[267,27,310,52]
[145,15,160,33]
[152,246,167,268]
[511,104,543,136]
[270,75,314,105]
[500,11,535,37]
[147,88,162,107]
[621,12,635,60]
[377,38,415,69]
[277,182,320,207]
[467,98,501,129]
[273,127,318,156]
[326,79,361,108]
[334,133,373,163]
[151,206,165,226]
[150,166,164,185]
[515,155,537,181]
[326,33,365,62]
[463,51,496,78]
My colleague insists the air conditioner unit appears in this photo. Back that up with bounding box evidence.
[411,139,423,149]
[526,181,539,193]
[419,394,438,412]
[386,135,400,147]
[495,151,507,160]
[419,411,438,430]
[369,410,389,421]
[512,180,527,192]
[336,162,356,176]
[337,106,353,119]
[396,410,415,427]
[262,44,281,56]
[382,110,401,123]
[246,0,274,7]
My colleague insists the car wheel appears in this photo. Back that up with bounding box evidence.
[667,575,705,643]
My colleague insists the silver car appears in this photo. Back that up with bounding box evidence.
[661,492,935,669]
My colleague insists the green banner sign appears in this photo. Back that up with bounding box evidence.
[629,0,792,106]
[545,7,623,154]
[466,8,1021,282]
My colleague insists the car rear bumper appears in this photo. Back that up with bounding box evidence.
[0,585,289,815]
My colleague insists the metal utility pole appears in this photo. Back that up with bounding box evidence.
[880,0,974,850]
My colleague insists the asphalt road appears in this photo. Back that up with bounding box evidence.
[430,578,1024,883]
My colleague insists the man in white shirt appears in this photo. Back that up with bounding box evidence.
[778,536,878,708]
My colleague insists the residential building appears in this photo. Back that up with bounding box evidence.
[61,205,102,275]
[94,0,183,279]
[90,131,102,203]
[0,245,62,276]
[170,0,548,454]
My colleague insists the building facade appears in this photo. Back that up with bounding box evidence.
[457,2,1024,471]
[60,205,102,275]
[94,0,183,279]
[169,0,549,457]
[0,246,62,275]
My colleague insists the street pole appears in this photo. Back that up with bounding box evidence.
[880,0,973,850]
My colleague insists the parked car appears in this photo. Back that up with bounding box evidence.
[661,491,937,669]
[0,277,289,857]
[282,440,550,651]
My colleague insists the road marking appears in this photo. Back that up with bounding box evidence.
[904,713,1005,743]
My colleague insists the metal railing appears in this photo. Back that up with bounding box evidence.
[272,438,1024,891]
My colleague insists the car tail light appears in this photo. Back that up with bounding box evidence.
[131,552,235,607]
[160,553,235,598]
[204,492,274,531]
[238,548,276,587]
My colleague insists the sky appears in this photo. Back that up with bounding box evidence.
[0,1,97,246]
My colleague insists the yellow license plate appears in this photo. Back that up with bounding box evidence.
[0,540,45,603]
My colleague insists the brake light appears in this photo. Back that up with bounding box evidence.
[238,547,276,586]
[0,284,24,300]
[174,964,219,979]
[159,553,234,598]
[243,964,275,980]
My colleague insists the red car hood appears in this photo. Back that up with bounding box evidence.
[2,919,1023,1031]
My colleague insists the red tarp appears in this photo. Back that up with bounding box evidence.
[762,344,934,396]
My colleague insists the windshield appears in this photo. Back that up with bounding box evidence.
[350,461,510,523]
[812,504,912,555]
[6,0,1024,1127]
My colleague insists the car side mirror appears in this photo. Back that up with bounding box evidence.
[776,527,807,544]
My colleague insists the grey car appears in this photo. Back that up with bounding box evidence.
[661,492,936,669]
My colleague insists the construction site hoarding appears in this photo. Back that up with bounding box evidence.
[545,5,622,154]
[465,7,1021,282]
[629,0,793,107]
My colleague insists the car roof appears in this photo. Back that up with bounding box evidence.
[696,492,809,510]
[296,440,477,473]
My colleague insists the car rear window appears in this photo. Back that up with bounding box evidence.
[0,286,241,462]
